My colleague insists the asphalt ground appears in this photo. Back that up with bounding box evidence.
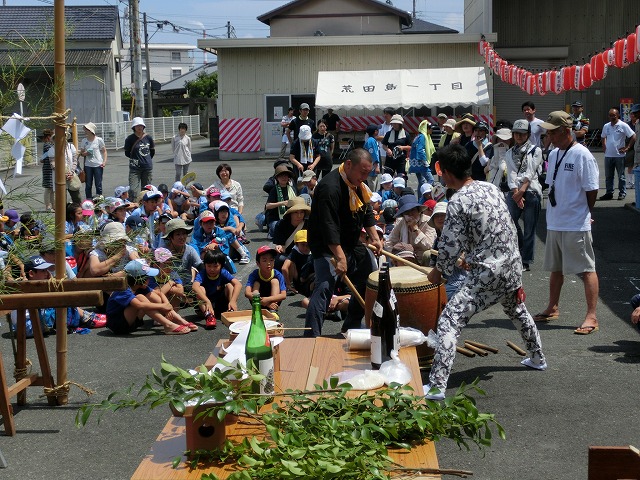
[0,137,639,479]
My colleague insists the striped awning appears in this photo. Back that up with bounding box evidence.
[0,49,112,67]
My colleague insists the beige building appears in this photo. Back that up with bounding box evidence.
[199,0,494,159]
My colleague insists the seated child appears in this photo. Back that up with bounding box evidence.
[213,202,250,264]
[149,247,186,308]
[378,173,398,202]
[282,229,313,296]
[244,245,286,316]
[106,259,194,335]
[191,249,242,329]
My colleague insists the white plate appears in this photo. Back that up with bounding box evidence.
[229,320,280,335]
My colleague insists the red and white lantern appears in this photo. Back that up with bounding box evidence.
[551,70,563,94]
[614,38,625,68]
[580,63,593,89]
[562,66,573,91]
[592,52,607,81]
[626,33,637,64]
[537,73,546,96]
[605,48,615,66]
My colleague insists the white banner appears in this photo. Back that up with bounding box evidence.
[316,67,489,110]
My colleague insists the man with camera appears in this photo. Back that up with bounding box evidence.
[533,111,600,335]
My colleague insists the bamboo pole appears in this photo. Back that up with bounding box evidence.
[0,291,103,310]
[3,277,126,294]
[54,0,68,405]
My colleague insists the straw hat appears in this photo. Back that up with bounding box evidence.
[285,196,311,215]
[454,113,476,133]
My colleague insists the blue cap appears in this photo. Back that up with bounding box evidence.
[124,259,159,278]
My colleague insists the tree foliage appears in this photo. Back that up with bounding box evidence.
[185,71,217,99]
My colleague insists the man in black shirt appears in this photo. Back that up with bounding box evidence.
[305,148,383,336]
[322,108,341,137]
[287,103,315,144]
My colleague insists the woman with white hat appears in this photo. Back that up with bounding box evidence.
[124,117,155,200]
[382,114,411,177]
[79,122,107,200]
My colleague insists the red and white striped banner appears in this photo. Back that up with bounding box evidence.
[219,118,261,153]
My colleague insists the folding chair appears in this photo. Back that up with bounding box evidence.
[584,128,601,149]
[338,137,354,161]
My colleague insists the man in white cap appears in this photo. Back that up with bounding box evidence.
[287,103,315,144]
[124,117,155,200]
[534,111,600,335]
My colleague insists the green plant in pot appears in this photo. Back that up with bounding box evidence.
[76,358,505,479]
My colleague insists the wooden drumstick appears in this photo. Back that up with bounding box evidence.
[506,340,527,356]
[456,346,476,358]
[465,340,499,354]
[463,342,489,356]
[330,258,366,309]
[367,244,432,276]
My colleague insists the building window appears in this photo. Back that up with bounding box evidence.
[171,52,181,61]
[171,68,182,79]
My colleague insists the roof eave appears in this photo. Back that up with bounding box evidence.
[198,32,496,52]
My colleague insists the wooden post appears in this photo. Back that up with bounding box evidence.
[53,0,68,405]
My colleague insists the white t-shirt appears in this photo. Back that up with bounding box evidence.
[601,121,634,158]
[79,137,105,168]
[545,143,599,232]
[529,118,545,147]
[378,122,392,159]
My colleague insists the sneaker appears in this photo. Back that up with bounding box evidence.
[205,312,217,329]
[423,384,446,401]
[598,193,613,200]
[267,309,280,320]
[521,358,547,371]
[239,256,250,265]
[618,193,626,200]
[522,263,530,271]
[89,313,107,329]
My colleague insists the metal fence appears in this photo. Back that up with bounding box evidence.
[92,115,201,150]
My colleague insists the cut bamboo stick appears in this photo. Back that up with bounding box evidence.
[463,342,489,356]
[506,340,527,356]
[465,340,499,354]
[367,244,432,276]
[456,346,476,358]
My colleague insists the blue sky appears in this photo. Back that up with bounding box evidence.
[5,0,464,43]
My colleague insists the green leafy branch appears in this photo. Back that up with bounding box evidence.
[75,357,504,480]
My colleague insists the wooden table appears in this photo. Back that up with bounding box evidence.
[131,337,440,479]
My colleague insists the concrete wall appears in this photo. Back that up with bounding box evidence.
[268,0,402,37]
[492,0,640,125]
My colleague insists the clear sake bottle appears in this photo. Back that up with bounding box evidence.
[245,291,275,395]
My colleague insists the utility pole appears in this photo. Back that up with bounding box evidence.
[227,21,231,39]
[143,12,153,118]
[130,0,145,117]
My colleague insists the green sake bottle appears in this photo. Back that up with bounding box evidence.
[245,291,275,395]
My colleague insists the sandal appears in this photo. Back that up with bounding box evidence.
[164,325,190,335]
[186,322,198,331]
[533,312,559,322]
